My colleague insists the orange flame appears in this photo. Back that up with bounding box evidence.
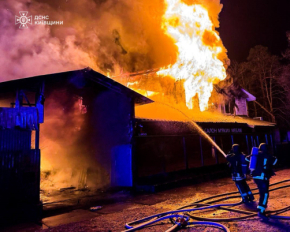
[157,0,227,111]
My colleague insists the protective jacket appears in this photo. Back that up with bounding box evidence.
[249,144,277,180]
[226,146,248,181]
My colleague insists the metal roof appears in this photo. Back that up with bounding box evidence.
[135,103,275,128]
[241,88,256,101]
[0,68,153,105]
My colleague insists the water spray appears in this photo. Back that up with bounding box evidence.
[154,101,227,158]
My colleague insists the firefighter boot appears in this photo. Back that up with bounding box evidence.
[258,209,268,221]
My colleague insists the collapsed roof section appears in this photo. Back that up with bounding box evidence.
[83,68,153,105]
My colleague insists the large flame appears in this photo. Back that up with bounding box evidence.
[157,0,227,111]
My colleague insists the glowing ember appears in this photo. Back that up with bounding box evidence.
[157,0,227,111]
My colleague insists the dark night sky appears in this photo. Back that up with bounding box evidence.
[218,0,290,62]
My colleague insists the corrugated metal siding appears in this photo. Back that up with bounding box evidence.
[0,150,40,206]
[0,128,39,206]
[0,129,31,151]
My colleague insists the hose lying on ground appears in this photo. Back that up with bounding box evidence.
[123,179,290,232]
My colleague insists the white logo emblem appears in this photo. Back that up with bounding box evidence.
[15,11,32,29]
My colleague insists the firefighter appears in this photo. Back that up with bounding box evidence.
[247,143,277,220]
[226,144,254,203]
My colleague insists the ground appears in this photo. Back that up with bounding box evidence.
[3,169,290,232]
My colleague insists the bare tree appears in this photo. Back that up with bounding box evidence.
[228,45,290,125]
[279,32,290,127]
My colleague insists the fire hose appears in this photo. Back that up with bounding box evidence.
[123,179,290,232]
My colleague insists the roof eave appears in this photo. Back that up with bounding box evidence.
[84,68,153,105]
[241,88,256,101]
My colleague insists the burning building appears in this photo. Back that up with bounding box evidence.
[0,0,280,220]
[134,98,276,189]
[0,84,43,220]
[0,66,277,217]
[0,68,153,202]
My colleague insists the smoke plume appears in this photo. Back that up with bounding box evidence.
[1,0,227,190]
[0,0,226,81]
[0,0,179,81]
